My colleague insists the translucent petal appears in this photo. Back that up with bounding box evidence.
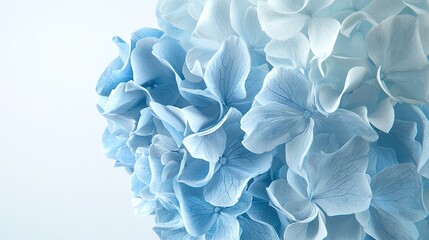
[204,36,251,105]
[307,16,341,59]
[238,215,280,240]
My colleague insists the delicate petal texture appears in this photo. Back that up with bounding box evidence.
[174,183,217,237]
[194,0,235,42]
[255,67,312,109]
[307,17,341,59]
[307,137,372,216]
[356,207,419,240]
[284,212,327,240]
[285,118,314,172]
[204,36,251,105]
[97,2,429,238]
[371,163,427,222]
[241,102,308,153]
[265,33,310,70]
[258,2,308,41]
[238,215,280,240]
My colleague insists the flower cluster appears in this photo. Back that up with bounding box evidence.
[96,0,429,239]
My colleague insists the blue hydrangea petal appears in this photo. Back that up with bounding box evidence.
[194,0,235,43]
[286,118,314,173]
[204,36,251,105]
[255,67,312,110]
[325,215,365,240]
[174,183,217,237]
[265,33,310,70]
[356,206,419,240]
[246,200,281,230]
[307,137,372,216]
[102,81,150,120]
[313,109,378,148]
[238,215,280,240]
[283,212,327,240]
[371,163,427,222]
[158,0,196,31]
[182,108,235,162]
[152,36,187,79]
[307,16,340,59]
[258,2,308,41]
[177,152,217,188]
[241,102,309,154]
[267,179,316,222]
[266,0,308,14]
[96,28,163,96]
[362,0,404,22]
[221,191,252,216]
[210,214,240,240]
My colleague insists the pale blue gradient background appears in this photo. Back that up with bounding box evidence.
[0,1,158,239]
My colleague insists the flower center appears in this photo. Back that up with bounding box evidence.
[219,156,227,165]
[304,110,312,119]
[214,207,222,213]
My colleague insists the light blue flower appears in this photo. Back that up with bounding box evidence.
[258,0,341,60]
[267,137,372,240]
[186,0,269,75]
[241,67,377,173]
[367,15,429,104]
[356,163,428,240]
[174,182,252,239]
[96,28,163,96]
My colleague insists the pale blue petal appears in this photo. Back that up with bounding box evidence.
[266,0,308,14]
[286,118,314,173]
[356,207,419,240]
[265,33,310,70]
[158,0,196,30]
[223,122,273,175]
[238,215,280,240]
[194,0,235,42]
[152,36,187,79]
[103,81,150,120]
[379,65,429,104]
[307,16,340,59]
[267,179,316,222]
[366,15,428,72]
[284,212,327,240]
[210,214,240,240]
[182,108,241,163]
[182,123,226,163]
[174,183,217,237]
[203,166,249,207]
[241,102,309,154]
[131,38,174,85]
[307,137,372,216]
[177,152,217,188]
[258,2,309,40]
[362,0,405,22]
[221,191,252,216]
[204,36,251,105]
[314,109,378,147]
[378,119,421,164]
[325,215,365,240]
[371,163,427,222]
[255,67,312,110]
[246,200,281,230]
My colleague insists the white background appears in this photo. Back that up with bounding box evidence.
[0,0,159,239]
